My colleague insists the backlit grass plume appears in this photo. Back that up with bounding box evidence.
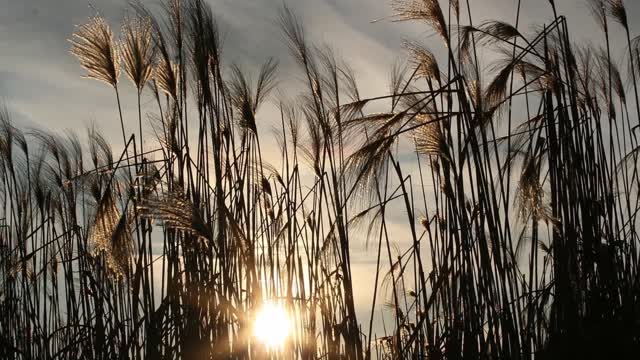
[121,15,156,92]
[391,0,448,41]
[155,57,180,100]
[70,15,120,87]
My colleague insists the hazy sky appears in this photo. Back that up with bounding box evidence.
[3,0,639,137]
[3,0,640,336]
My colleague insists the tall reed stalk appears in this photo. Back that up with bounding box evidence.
[1,0,639,359]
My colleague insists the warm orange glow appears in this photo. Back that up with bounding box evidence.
[253,302,291,349]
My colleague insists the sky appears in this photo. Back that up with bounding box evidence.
[4,0,639,137]
[3,0,640,338]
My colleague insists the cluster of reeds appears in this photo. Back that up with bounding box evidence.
[1,0,640,358]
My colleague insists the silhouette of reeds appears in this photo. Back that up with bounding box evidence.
[1,0,640,359]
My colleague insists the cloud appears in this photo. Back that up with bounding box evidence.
[3,0,639,131]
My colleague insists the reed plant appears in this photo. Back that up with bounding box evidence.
[1,0,640,358]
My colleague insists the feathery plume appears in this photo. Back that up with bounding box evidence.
[450,0,460,19]
[70,16,120,87]
[90,187,133,277]
[155,58,180,100]
[588,0,607,31]
[138,189,211,241]
[121,15,156,91]
[608,0,628,31]
[412,114,448,161]
[403,40,441,83]
[392,0,448,42]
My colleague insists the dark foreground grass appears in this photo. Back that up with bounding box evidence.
[1,0,640,358]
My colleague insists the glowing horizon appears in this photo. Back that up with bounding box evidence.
[253,301,292,349]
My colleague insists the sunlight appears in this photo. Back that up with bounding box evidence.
[253,302,291,349]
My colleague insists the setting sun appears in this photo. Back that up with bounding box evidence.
[253,302,291,349]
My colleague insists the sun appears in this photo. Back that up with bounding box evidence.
[253,302,291,349]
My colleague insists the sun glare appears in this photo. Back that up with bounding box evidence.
[253,302,291,349]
